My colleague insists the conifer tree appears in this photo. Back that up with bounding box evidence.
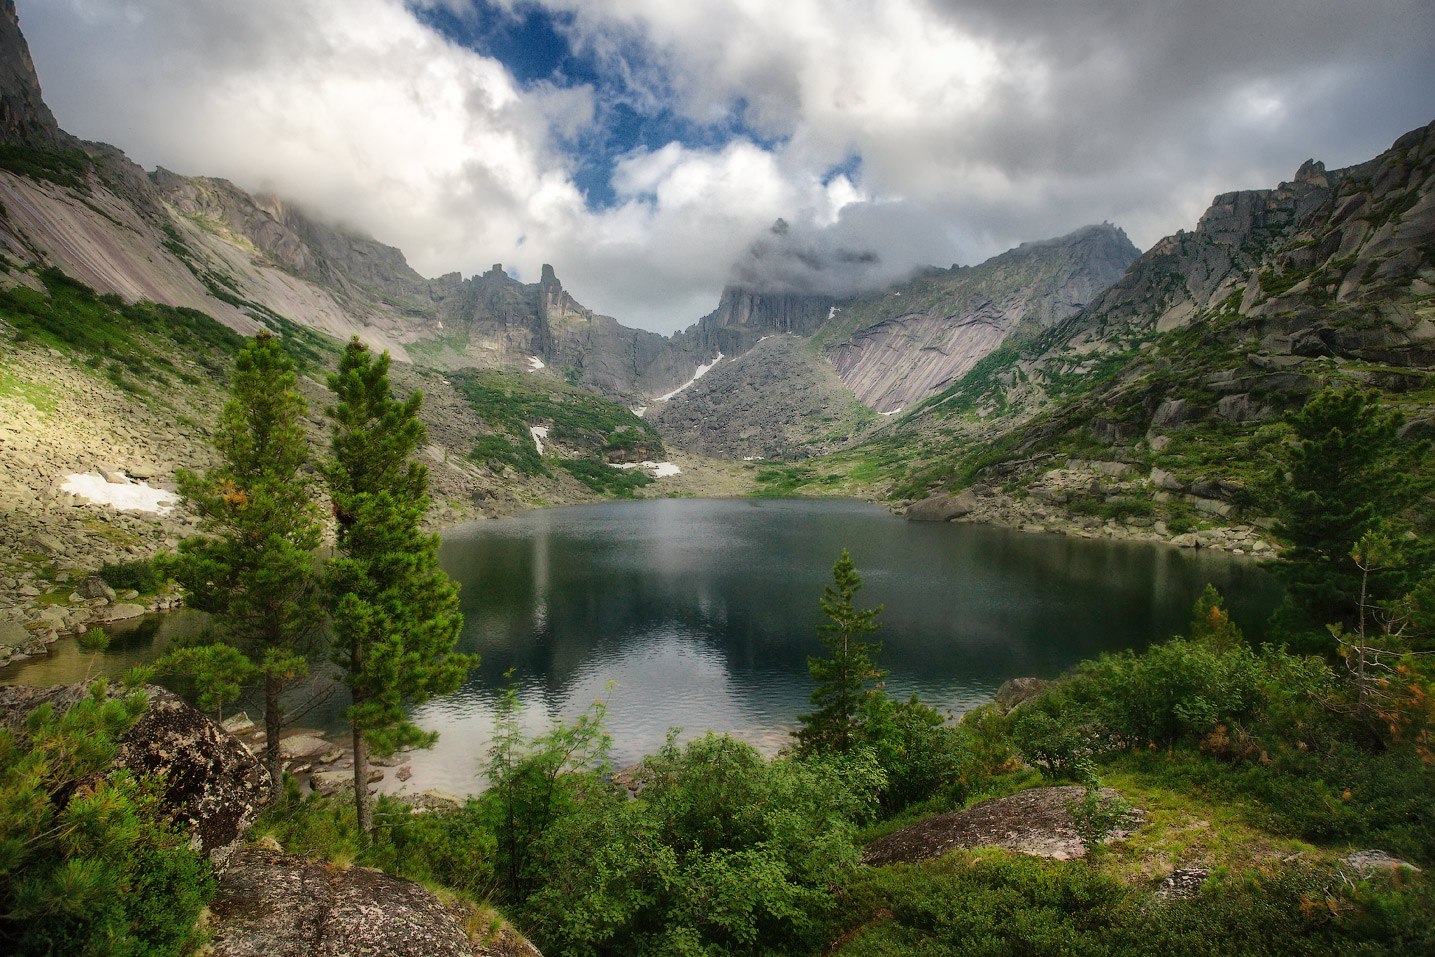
[796,550,886,754]
[325,338,473,835]
[1273,388,1426,645]
[168,331,322,796]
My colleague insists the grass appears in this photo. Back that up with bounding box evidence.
[0,144,93,190]
[0,365,56,414]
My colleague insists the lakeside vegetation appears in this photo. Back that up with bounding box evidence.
[1,324,1431,955]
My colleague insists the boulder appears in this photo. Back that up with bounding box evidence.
[1341,850,1421,875]
[209,845,513,957]
[905,490,978,522]
[993,677,1050,711]
[0,683,271,864]
[279,733,336,759]
[98,602,147,622]
[1148,467,1184,492]
[861,786,1140,865]
[75,575,116,602]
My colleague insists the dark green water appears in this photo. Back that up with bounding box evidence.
[5,498,1281,794]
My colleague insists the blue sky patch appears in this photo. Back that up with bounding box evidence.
[409,0,792,208]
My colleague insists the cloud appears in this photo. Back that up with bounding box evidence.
[19,0,1435,333]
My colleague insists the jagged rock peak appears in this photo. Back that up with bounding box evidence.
[0,0,65,147]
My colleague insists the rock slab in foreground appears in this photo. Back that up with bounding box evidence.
[861,786,1139,865]
[0,682,271,864]
[210,846,528,957]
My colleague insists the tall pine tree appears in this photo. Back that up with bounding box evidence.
[796,550,886,754]
[325,338,473,835]
[168,330,322,796]
[1273,388,1426,646]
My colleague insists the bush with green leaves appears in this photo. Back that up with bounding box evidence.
[96,557,169,595]
[0,682,213,956]
[519,732,881,956]
[255,784,496,900]
[834,852,1434,956]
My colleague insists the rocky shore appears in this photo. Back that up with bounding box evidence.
[902,457,1281,557]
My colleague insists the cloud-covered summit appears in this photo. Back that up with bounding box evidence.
[21,0,1435,332]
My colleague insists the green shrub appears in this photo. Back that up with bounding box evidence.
[98,557,169,594]
[0,682,214,956]
[519,733,879,956]
[254,785,497,899]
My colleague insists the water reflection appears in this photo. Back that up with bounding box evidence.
[5,499,1281,794]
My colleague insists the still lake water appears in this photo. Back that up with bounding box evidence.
[5,499,1281,794]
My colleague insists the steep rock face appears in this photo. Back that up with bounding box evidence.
[0,0,64,147]
[1063,164,1341,344]
[824,225,1138,412]
[0,683,271,864]
[650,335,875,459]
[154,171,443,308]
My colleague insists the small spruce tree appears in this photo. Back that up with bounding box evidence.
[325,338,474,835]
[167,330,323,795]
[796,550,886,754]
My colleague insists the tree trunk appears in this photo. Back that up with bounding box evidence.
[264,673,283,800]
[353,722,372,837]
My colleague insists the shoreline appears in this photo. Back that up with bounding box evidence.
[2,483,1275,672]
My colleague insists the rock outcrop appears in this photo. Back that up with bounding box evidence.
[0,0,66,147]
[0,683,271,863]
[209,845,540,957]
[861,786,1140,866]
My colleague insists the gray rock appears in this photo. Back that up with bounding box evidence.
[279,733,336,759]
[0,684,271,864]
[98,602,147,621]
[1155,867,1210,899]
[906,490,978,522]
[1148,468,1185,492]
[1341,850,1421,874]
[209,845,500,957]
[993,677,1050,711]
[75,575,116,602]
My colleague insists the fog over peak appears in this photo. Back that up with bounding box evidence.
[21,0,1435,332]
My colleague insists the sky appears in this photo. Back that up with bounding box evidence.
[21,0,1435,333]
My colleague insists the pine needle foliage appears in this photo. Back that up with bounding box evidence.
[325,338,474,834]
[166,330,323,795]
[797,550,887,754]
[0,683,212,956]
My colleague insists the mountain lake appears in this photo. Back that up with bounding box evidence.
[4,498,1282,794]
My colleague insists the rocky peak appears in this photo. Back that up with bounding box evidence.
[708,286,836,336]
[0,0,65,147]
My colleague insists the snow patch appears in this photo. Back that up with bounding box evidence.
[631,406,648,418]
[527,355,546,372]
[609,460,682,478]
[878,408,904,417]
[827,305,838,320]
[657,353,723,402]
[63,473,177,514]
[529,426,548,455]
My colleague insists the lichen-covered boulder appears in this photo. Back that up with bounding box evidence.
[861,786,1141,865]
[210,846,541,957]
[0,682,271,864]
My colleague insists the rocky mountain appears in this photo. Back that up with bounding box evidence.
[774,120,1435,550]
[0,3,707,397]
[649,224,1138,453]
[818,224,1138,413]
[649,335,879,460]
